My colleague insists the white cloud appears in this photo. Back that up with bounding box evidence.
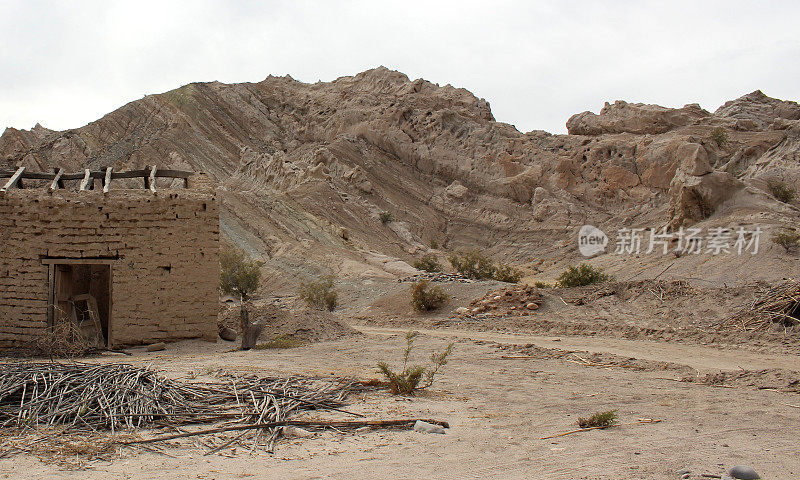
[1,0,798,134]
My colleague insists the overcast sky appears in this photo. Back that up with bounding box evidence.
[2,0,799,134]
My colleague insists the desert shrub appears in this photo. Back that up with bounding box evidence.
[449,250,496,280]
[710,126,728,146]
[767,179,797,204]
[773,229,800,254]
[430,239,439,250]
[379,211,394,224]
[556,264,610,287]
[493,263,524,283]
[533,281,551,288]
[413,253,442,273]
[410,280,448,311]
[578,410,618,429]
[376,331,454,395]
[299,275,338,311]
[220,248,262,301]
[255,335,304,349]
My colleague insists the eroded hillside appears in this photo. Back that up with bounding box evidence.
[2,68,798,288]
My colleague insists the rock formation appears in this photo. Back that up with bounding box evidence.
[2,68,797,285]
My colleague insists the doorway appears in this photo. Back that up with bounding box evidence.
[45,260,113,348]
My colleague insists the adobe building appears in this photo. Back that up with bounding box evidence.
[0,166,219,351]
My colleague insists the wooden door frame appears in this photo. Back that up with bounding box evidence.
[42,258,115,349]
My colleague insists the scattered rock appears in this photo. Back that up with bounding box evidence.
[282,426,314,438]
[146,342,166,352]
[728,465,760,480]
[399,272,474,284]
[455,307,470,316]
[219,326,238,342]
[466,284,543,317]
[413,420,446,434]
[445,180,469,199]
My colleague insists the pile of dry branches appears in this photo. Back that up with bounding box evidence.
[0,362,355,456]
[721,280,800,331]
[0,362,447,462]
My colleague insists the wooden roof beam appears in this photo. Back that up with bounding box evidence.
[79,169,92,191]
[49,168,65,192]
[149,165,157,194]
[103,167,113,193]
[0,167,25,195]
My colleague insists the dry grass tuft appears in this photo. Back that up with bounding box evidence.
[577,410,618,429]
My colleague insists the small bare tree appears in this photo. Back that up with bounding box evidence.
[220,248,265,350]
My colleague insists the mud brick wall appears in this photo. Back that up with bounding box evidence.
[0,189,219,350]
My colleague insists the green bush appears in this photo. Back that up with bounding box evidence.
[556,264,610,287]
[410,280,448,311]
[449,250,496,280]
[299,275,338,311]
[578,410,618,429]
[379,211,394,224]
[220,248,262,301]
[413,253,442,273]
[767,179,797,204]
[429,239,439,250]
[493,263,524,283]
[376,331,453,395]
[710,126,728,146]
[772,229,800,254]
[533,281,551,288]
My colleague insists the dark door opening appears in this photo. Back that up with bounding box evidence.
[48,262,112,348]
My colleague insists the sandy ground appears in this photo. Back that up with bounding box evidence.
[2,325,798,480]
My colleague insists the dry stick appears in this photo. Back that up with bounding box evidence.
[123,419,451,445]
[202,384,364,418]
[540,419,661,440]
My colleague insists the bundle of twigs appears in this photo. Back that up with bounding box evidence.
[720,280,800,331]
[0,362,357,454]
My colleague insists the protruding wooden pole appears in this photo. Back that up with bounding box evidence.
[149,165,157,194]
[103,167,113,193]
[0,167,25,195]
[79,169,92,191]
[49,168,64,192]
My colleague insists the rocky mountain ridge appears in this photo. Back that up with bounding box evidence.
[2,67,798,287]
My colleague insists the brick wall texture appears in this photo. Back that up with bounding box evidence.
[0,189,219,350]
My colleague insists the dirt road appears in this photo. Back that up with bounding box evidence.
[2,329,797,480]
[357,326,800,373]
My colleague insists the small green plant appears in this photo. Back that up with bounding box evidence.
[410,280,448,311]
[220,248,262,302]
[449,250,496,280]
[493,263,524,283]
[773,229,800,254]
[533,281,551,288]
[379,211,394,224]
[413,253,442,273]
[767,179,797,204]
[376,331,453,395]
[299,275,338,311]
[710,126,728,146]
[577,410,618,429]
[430,239,439,250]
[255,335,304,349]
[556,264,610,287]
